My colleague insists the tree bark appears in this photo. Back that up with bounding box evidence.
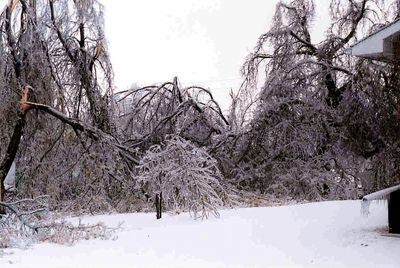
[155,192,162,219]
[1,86,37,214]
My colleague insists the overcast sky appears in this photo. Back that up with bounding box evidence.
[102,0,331,109]
[0,0,331,110]
[102,0,277,96]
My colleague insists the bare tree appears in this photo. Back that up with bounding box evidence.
[115,77,229,149]
[226,0,396,199]
[0,1,231,216]
[136,135,229,218]
[0,0,113,213]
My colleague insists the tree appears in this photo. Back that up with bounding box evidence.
[227,0,400,198]
[0,0,230,215]
[136,135,228,218]
[115,77,229,150]
[0,0,113,213]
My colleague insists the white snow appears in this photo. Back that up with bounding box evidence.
[1,200,399,268]
[4,161,15,190]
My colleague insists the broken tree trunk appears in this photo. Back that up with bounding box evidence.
[1,85,139,214]
[0,86,32,214]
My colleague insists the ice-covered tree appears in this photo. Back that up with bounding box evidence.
[226,0,400,198]
[136,135,228,218]
[0,0,120,214]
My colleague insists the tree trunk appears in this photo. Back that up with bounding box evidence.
[0,86,33,214]
[155,192,162,219]
[0,113,26,214]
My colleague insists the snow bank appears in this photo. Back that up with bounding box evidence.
[1,200,398,268]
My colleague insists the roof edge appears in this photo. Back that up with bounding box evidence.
[362,184,400,201]
[350,18,400,49]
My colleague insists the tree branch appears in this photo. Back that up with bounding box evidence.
[49,0,75,62]
[289,30,317,54]
[23,101,139,164]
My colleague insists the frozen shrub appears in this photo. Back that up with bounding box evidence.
[0,196,119,248]
[137,135,227,218]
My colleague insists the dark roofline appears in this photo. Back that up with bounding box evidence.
[350,18,400,49]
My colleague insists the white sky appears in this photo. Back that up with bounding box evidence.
[0,0,331,110]
[102,0,331,110]
[101,0,275,111]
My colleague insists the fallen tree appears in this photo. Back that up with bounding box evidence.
[1,77,234,216]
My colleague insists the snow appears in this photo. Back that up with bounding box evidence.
[4,161,15,190]
[1,200,399,268]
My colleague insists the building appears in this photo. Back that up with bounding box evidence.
[362,185,400,234]
[348,19,400,62]
[349,19,400,234]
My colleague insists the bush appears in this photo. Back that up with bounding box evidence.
[136,135,228,218]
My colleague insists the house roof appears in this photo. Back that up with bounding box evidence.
[362,184,400,201]
[350,19,400,48]
[348,19,400,61]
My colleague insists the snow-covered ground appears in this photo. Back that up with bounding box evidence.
[1,200,399,268]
